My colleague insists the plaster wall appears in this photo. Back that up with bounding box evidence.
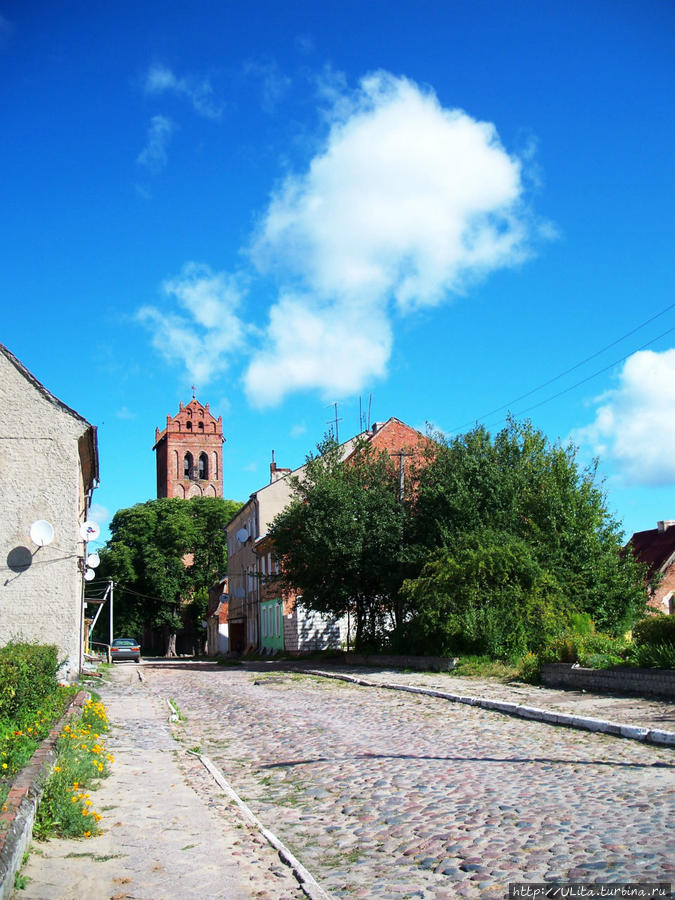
[0,353,90,676]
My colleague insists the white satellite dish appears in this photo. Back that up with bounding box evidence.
[80,521,100,542]
[236,527,249,543]
[84,568,96,581]
[29,520,55,547]
[87,551,101,569]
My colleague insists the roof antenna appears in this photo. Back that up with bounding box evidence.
[326,401,343,443]
[367,393,372,431]
[191,384,197,400]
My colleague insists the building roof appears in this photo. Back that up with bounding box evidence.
[153,396,222,449]
[0,342,99,488]
[628,522,675,578]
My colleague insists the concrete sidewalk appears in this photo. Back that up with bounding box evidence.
[279,661,675,743]
[14,665,303,900]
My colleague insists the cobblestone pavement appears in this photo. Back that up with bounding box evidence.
[299,665,675,732]
[15,665,303,900]
[139,661,675,900]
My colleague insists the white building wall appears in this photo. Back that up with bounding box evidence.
[0,350,94,678]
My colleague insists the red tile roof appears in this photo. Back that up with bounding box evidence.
[628,524,675,578]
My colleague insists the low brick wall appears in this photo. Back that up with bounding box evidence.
[338,652,457,672]
[541,663,675,699]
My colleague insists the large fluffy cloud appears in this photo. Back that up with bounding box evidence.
[137,263,248,386]
[244,71,539,405]
[575,349,675,486]
[139,71,545,406]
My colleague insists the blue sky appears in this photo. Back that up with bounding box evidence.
[2,0,674,544]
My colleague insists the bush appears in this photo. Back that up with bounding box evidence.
[627,642,675,669]
[632,615,675,648]
[0,643,60,721]
[401,530,568,659]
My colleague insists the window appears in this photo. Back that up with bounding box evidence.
[198,420,204,430]
[199,452,208,479]
[183,452,194,478]
[186,420,192,430]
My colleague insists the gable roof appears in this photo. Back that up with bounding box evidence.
[628,523,675,578]
[0,342,99,487]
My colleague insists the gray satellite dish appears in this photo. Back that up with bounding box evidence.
[29,520,55,547]
[87,551,101,569]
[236,527,249,543]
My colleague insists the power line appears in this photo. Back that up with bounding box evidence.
[451,300,675,433]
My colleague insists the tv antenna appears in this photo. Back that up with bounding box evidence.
[326,401,343,443]
[359,394,373,432]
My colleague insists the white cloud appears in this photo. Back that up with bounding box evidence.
[574,349,675,486]
[143,63,223,120]
[89,503,110,532]
[245,292,392,406]
[244,59,292,112]
[137,115,174,172]
[138,263,248,386]
[290,422,307,438]
[115,406,137,420]
[244,71,544,406]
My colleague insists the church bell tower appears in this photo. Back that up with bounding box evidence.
[153,394,224,498]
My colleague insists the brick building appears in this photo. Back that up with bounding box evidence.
[153,395,224,499]
[627,520,675,615]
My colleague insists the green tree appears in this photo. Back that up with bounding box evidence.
[409,418,646,636]
[96,497,241,654]
[402,529,566,658]
[269,437,406,651]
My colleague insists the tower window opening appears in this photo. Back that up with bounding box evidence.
[186,421,192,430]
[199,452,208,480]
[184,452,194,479]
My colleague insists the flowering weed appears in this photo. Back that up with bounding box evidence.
[34,700,113,840]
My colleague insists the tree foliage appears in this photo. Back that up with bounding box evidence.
[402,529,566,658]
[406,419,647,641]
[96,497,241,649]
[269,437,405,651]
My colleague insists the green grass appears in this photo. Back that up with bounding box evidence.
[1,684,79,806]
[447,655,520,680]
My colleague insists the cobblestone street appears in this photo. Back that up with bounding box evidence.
[141,661,674,900]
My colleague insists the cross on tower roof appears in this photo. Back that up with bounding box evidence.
[191,385,196,399]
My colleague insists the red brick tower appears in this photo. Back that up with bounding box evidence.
[153,395,224,498]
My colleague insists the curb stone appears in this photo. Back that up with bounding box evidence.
[0,690,88,900]
[303,669,675,748]
[198,754,331,900]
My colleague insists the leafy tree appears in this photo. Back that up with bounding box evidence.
[95,497,241,654]
[269,437,406,651]
[409,418,647,636]
[402,529,566,658]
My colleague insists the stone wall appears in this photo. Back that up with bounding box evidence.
[541,663,675,698]
[340,653,457,672]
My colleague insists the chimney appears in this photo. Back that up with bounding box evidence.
[270,450,292,484]
[657,520,675,533]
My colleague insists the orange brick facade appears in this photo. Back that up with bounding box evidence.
[153,397,224,499]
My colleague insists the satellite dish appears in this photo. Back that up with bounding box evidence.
[29,520,55,547]
[84,568,96,581]
[236,527,249,543]
[80,521,100,542]
[87,551,100,569]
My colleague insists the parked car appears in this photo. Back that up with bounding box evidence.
[110,637,141,663]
